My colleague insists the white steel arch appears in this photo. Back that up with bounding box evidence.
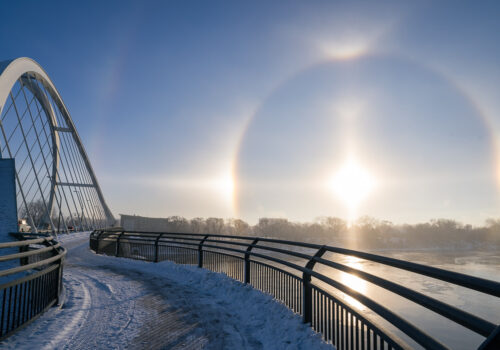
[0,57,114,233]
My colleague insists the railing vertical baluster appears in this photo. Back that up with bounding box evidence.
[322,292,325,339]
[312,289,319,332]
[342,307,345,350]
[293,277,295,311]
[335,302,339,348]
[12,285,18,329]
[329,298,333,344]
[319,291,322,334]
[280,271,283,301]
[362,323,365,350]
[23,281,29,323]
[276,269,279,300]
[293,278,296,311]
[39,275,45,313]
[37,275,42,314]
[316,290,320,333]
[333,298,336,344]
[316,289,319,331]
[276,269,278,298]
[288,275,291,308]
[29,280,34,319]
[278,271,281,301]
[367,328,371,350]
[1,288,6,337]
[17,284,23,328]
[6,287,12,333]
[286,275,289,307]
[36,276,42,314]
[355,317,358,350]
[18,284,24,326]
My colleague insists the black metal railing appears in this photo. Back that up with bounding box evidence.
[90,230,500,349]
[0,233,66,340]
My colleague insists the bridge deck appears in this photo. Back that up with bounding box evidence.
[0,232,329,350]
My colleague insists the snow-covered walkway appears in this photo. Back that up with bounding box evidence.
[1,232,331,349]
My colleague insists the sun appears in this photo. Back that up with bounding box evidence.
[329,158,376,211]
[214,172,235,204]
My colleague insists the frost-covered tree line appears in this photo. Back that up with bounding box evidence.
[121,214,500,250]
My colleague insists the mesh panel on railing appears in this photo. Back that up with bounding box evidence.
[118,241,155,261]
[158,245,197,265]
[249,261,303,315]
[311,286,402,350]
[203,251,244,282]
[97,240,117,257]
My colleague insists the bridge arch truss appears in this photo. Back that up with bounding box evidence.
[0,57,114,233]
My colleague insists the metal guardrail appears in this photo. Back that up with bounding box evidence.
[0,233,66,340]
[90,230,500,350]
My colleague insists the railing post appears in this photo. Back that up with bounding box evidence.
[303,246,327,324]
[479,324,500,350]
[47,235,65,306]
[19,245,28,266]
[244,238,259,284]
[198,235,209,268]
[154,233,164,262]
[95,230,103,254]
[57,256,64,305]
[115,231,125,257]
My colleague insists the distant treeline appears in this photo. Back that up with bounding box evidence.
[120,214,500,250]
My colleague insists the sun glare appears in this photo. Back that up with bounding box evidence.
[321,41,369,61]
[214,173,235,203]
[329,158,375,211]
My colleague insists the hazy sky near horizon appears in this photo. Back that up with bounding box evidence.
[2,1,500,225]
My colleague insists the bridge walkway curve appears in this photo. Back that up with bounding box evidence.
[0,232,329,350]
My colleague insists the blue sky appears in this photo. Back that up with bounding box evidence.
[2,1,500,224]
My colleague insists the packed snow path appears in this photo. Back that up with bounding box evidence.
[2,232,331,349]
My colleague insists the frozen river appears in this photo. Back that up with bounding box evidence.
[313,249,500,349]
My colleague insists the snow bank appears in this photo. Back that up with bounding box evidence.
[115,258,331,349]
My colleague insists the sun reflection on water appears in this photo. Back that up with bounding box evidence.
[340,256,367,310]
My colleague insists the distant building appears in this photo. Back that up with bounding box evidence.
[120,214,170,232]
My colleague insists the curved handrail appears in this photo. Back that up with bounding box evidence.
[0,233,66,340]
[0,243,62,263]
[90,230,500,349]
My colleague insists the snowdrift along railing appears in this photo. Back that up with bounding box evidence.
[0,233,66,340]
[90,230,500,350]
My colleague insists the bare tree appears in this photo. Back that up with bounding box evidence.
[19,199,47,229]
